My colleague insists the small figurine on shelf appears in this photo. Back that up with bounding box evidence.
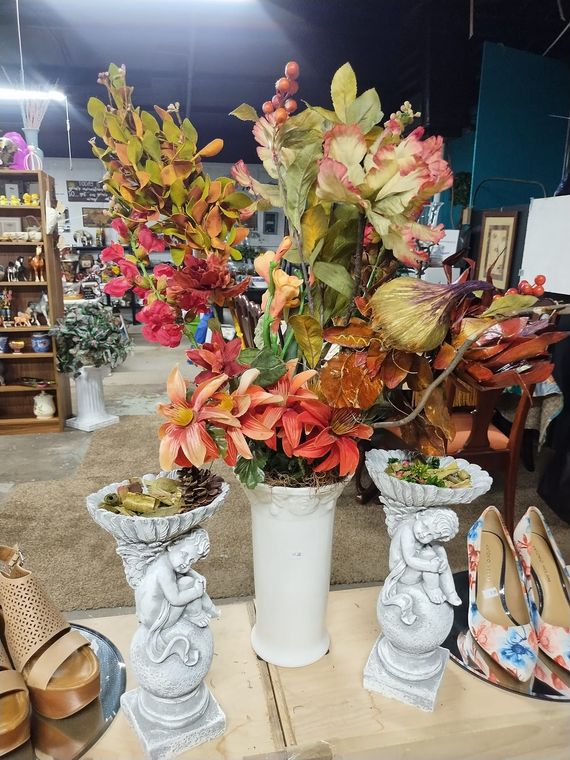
[14,256,28,281]
[22,193,33,206]
[6,262,17,282]
[30,193,40,206]
[28,293,49,325]
[0,195,7,206]
[13,311,32,328]
[9,195,20,206]
[28,247,45,282]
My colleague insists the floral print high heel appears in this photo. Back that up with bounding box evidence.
[467,506,538,682]
[514,506,570,672]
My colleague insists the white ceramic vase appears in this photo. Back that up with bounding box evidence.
[67,365,119,432]
[87,472,229,760]
[242,479,348,667]
[363,450,492,711]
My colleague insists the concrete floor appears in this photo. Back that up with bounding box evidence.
[0,332,198,495]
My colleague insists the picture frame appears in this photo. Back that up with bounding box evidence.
[476,211,518,289]
[81,207,110,228]
[0,217,22,234]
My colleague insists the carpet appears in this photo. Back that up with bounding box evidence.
[2,415,569,611]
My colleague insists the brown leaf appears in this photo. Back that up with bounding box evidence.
[321,351,383,409]
[408,355,433,391]
[433,342,457,370]
[381,350,414,389]
[399,418,447,456]
[323,323,375,348]
[424,386,455,441]
[485,332,568,369]
[463,362,495,382]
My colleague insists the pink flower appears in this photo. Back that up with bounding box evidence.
[138,225,166,253]
[111,218,130,240]
[103,277,132,297]
[231,159,253,188]
[137,299,183,347]
[154,263,175,279]
[101,243,124,264]
[118,258,139,279]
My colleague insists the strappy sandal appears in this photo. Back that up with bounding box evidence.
[0,639,30,756]
[0,547,100,720]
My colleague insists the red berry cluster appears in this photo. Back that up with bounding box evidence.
[262,61,300,125]
[505,274,546,298]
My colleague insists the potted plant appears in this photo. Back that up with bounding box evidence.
[89,63,566,672]
[51,301,130,431]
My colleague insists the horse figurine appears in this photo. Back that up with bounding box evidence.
[6,262,17,282]
[14,311,32,328]
[28,249,45,282]
[28,293,49,325]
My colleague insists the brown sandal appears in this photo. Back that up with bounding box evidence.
[0,547,100,720]
[0,639,30,756]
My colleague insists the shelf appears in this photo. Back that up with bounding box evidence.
[0,326,51,333]
[0,281,46,287]
[0,417,59,426]
[0,352,53,359]
[0,241,44,247]
[0,385,56,393]
[0,206,41,213]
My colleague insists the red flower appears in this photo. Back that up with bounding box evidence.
[186,333,246,383]
[154,263,175,279]
[137,299,183,347]
[111,218,130,240]
[294,401,373,476]
[138,225,166,253]
[101,243,124,264]
[118,258,139,279]
[104,277,132,297]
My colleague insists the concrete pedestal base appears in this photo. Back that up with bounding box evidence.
[121,687,226,760]
[363,635,448,712]
[67,413,119,432]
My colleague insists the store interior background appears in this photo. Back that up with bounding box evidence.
[2,0,570,614]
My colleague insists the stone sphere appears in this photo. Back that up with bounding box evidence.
[131,622,214,700]
[378,585,454,655]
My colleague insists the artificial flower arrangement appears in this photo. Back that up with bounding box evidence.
[90,63,566,491]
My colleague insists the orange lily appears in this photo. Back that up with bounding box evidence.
[157,366,239,469]
[253,237,292,283]
[261,269,303,331]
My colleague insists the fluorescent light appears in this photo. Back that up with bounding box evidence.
[0,88,66,102]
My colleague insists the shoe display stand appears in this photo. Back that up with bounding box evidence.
[445,571,570,701]
[70,586,569,760]
[6,624,125,760]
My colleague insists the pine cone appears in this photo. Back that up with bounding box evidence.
[177,466,224,511]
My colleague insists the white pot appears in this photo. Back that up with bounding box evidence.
[67,365,119,432]
[242,479,348,668]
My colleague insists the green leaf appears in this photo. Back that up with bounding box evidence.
[170,179,187,208]
[283,142,321,231]
[142,132,161,162]
[249,348,287,387]
[145,159,162,184]
[253,182,282,208]
[239,348,261,365]
[209,427,228,458]
[127,137,143,166]
[141,111,160,134]
[171,247,185,266]
[301,205,328,254]
[230,103,259,122]
[482,294,538,318]
[163,119,181,144]
[346,88,383,133]
[331,62,357,121]
[309,105,341,124]
[106,114,129,143]
[87,97,106,119]
[181,118,197,146]
[289,315,323,368]
[313,261,354,299]
[234,455,266,489]
[222,191,253,210]
[92,113,105,139]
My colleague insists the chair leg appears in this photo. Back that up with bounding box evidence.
[355,447,379,504]
[503,461,518,535]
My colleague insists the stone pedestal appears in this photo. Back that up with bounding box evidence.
[68,365,118,432]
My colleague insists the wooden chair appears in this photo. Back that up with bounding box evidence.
[355,375,535,534]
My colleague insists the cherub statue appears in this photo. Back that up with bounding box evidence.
[134,529,220,666]
[382,508,461,625]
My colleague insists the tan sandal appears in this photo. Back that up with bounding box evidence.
[0,547,100,720]
[0,639,30,756]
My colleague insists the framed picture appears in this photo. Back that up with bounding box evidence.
[476,211,518,289]
[263,211,278,235]
[0,217,22,234]
[81,207,110,228]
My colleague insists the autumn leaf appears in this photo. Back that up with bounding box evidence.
[423,386,455,441]
[399,418,447,457]
[433,342,456,370]
[323,322,374,348]
[485,332,567,369]
[320,351,383,408]
[289,314,323,369]
[407,355,433,391]
[381,350,414,389]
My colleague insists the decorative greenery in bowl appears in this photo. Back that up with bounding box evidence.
[51,302,131,377]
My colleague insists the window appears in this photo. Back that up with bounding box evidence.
[263,211,278,235]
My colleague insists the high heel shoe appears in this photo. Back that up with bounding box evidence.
[0,546,100,719]
[467,506,538,681]
[0,640,30,756]
[514,506,570,672]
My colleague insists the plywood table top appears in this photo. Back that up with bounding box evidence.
[79,587,570,760]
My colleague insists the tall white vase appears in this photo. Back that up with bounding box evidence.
[67,365,119,432]
[243,480,347,667]
[87,472,229,759]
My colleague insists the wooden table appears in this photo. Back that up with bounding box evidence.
[81,587,570,760]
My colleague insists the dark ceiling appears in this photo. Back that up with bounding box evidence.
[1,0,570,163]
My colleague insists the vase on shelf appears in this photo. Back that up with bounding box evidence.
[86,471,229,759]
[241,479,348,667]
[67,365,118,432]
[22,127,44,159]
[31,332,51,353]
[362,449,492,711]
[33,390,56,419]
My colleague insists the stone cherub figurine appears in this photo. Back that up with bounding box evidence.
[135,529,220,666]
[382,508,460,625]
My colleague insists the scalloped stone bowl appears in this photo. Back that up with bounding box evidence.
[365,449,492,508]
[86,470,229,546]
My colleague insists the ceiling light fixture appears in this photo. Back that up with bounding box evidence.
[0,88,66,101]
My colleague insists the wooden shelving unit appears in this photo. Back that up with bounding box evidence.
[0,170,71,434]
